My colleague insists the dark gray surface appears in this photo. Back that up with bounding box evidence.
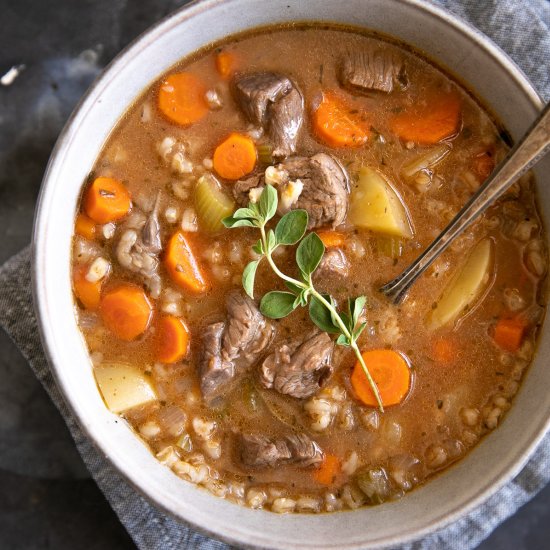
[0,0,548,548]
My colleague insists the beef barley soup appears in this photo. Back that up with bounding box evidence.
[71,25,548,513]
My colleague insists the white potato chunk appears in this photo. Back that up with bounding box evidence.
[427,238,494,330]
[349,167,413,238]
[95,363,157,413]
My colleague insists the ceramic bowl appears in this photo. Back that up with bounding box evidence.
[32,0,550,548]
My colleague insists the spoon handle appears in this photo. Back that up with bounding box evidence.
[380,102,550,304]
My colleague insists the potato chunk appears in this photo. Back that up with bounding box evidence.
[427,238,494,329]
[94,363,157,413]
[349,167,413,238]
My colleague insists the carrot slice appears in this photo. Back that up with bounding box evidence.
[390,92,461,145]
[213,133,257,180]
[311,91,371,148]
[317,230,346,248]
[432,338,456,365]
[215,51,236,78]
[83,177,131,224]
[75,213,97,240]
[156,316,190,364]
[165,230,209,293]
[100,285,153,341]
[313,454,341,485]
[351,349,411,407]
[73,264,102,310]
[158,72,209,126]
[493,317,526,353]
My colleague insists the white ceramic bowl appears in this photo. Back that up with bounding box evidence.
[32,1,550,548]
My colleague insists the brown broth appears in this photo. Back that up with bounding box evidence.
[73,25,547,512]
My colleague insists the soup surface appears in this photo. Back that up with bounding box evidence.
[72,25,548,513]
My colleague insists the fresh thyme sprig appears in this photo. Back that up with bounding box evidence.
[223,185,384,412]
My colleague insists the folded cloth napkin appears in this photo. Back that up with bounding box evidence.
[1,1,549,548]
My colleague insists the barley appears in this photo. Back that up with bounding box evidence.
[272,497,296,514]
[246,488,267,509]
[102,223,116,240]
[460,407,480,427]
[296,496,321,513]
[342,451,359,475]
[180,208,198,232]
[139,421,161,439]
[164,206,179,224]
[205,89,223,110]
[203,439,222,460]
[192,418,216,440]
[156,446,179,467]
[85,257,110,282]
[425,445,447,468]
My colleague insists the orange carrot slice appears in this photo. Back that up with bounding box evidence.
[164,230,208,293]
[215,51,236,78]
[390,91,461,145]
[213,133,257,180]
[156,316,190,364]
[83,177,131,224]
[351,349,411,407]
[313,454,341,485]
[317,230,346,248]
[493,317,526,353]
[157,72,209,126]
[75,213,97,240]
[73,264,102,310]
[100,285,153,341]
[312,91,371,148]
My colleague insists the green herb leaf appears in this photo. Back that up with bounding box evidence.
[242,260,260,299]
[296,232,325,278]
[252,239,264,255]
[233,207,257,220]
[309,294,340,334]
[222,216,256,228]
[353,322,367,340]
[339,312,353,334]
[285,280,304,295]
[275,210,308,245]
[336,334,350,346]
[258,185,278,222]
[293,293,304,309]
[267,229,277,253]
[260,291,297,319]
[350,296,367,326]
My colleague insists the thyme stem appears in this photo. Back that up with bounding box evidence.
[259,223,384,412]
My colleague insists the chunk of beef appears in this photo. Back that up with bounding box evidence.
[233,153,349,229]
[340,47,403,94]
[284,153,349,228]
[233,72,304,158]
[239,432,323,468]
[260,330,333,399]
[199,291,274,403]
[115,193,162,298]
[223,291,274,369]
[233,174,263,207]
[199,322,233,401]
[316,248,350,278]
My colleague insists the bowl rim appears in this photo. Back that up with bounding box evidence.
[31,0,548,548]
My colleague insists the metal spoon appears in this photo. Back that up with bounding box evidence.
[380,102,550,304]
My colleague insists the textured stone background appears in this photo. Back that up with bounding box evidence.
[0,0,548,548]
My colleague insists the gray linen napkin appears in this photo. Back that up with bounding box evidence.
[1,1,549,548]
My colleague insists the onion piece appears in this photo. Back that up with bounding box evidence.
[401,143,451,179]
